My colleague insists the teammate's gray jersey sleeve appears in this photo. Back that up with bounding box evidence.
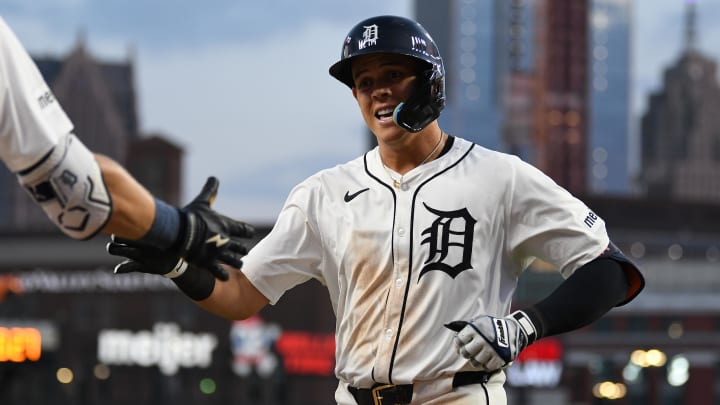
[241,181,326,305]
[0,17,73,172]
[505,156,609,278]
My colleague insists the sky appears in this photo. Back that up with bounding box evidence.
[3,0,720,225]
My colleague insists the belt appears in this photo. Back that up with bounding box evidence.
[348,371,493,405]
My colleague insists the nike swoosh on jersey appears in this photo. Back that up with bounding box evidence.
[344,188,369,202]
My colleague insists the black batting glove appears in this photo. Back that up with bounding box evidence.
[109,236,187,277]
[108,236,217,300]
[173,176,255,280]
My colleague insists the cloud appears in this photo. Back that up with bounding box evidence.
[4,0,414,51]
[137,21,370,223]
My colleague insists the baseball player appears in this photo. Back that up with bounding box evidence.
[0,16,252,278]
[108,15,645,405]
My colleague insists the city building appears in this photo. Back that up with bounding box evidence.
[588,0,632,195]
[531,0,590,195]
[495,0,536,162]
[416,0,503,150]
[640,0,720,203]
[417,0,594,195]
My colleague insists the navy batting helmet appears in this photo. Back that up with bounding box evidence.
[329,15,446,133]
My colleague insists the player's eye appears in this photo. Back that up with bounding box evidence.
[355,77,372,91]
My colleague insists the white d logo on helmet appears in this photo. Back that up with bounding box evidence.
[359,24,379,49]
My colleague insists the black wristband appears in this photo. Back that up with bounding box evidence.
[518,306,546,342]
[171,265,216,301]
[139,199,183,249]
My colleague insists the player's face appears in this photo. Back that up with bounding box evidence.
[351,53,419,143]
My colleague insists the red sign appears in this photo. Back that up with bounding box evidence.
[516,337,562,362]
[275,332,335,375]
[507,338,563,387]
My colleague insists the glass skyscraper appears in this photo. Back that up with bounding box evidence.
[588,0,632,194]
[417,0,502,150]
[417,0,632,195]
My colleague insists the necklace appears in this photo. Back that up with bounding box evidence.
[382,130,445,189]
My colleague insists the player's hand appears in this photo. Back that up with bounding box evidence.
[108,236,221,300]
[107,236,191,278]
[173,176,255,278]
[445,310,537,371]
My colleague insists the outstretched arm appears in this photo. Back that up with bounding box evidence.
[16,132,254,277]
[93,154,155,239]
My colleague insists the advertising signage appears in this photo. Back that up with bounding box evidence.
[230,316,335,377]
[98,323,218,375]
[1,269,175,298]
[0,327,42,362]
[93,316,338,379]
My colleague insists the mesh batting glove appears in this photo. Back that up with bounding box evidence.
[107,236,217,300]
[445,310,538,371]
[173,176,255,279]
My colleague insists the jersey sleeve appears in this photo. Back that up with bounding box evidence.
[0,17,73,172]
[240,182,325,305]
[505,156,609,278]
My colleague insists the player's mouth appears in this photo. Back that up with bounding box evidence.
[375,107,395,123]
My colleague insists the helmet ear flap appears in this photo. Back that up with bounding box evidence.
[393,67,445,132]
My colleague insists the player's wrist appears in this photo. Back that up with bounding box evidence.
[138,198,183,249]
[509,310,539,346]
[515,307,545,343]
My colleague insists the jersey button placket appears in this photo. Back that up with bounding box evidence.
[374,193,412,378]
[394,228,405,288]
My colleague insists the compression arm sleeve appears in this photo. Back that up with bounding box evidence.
[522,257,630,340]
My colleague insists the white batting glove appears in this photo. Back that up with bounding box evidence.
[445,310,538,371]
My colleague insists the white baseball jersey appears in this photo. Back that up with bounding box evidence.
[0,17,73,172]
[242,136,609,399]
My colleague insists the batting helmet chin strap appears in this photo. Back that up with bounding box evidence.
[393,67,445,133]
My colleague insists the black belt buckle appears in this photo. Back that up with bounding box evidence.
[371,384,409,405]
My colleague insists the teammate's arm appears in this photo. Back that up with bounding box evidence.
[15,134,254,277]
[447,243,644,371]
[93,154,154,239]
